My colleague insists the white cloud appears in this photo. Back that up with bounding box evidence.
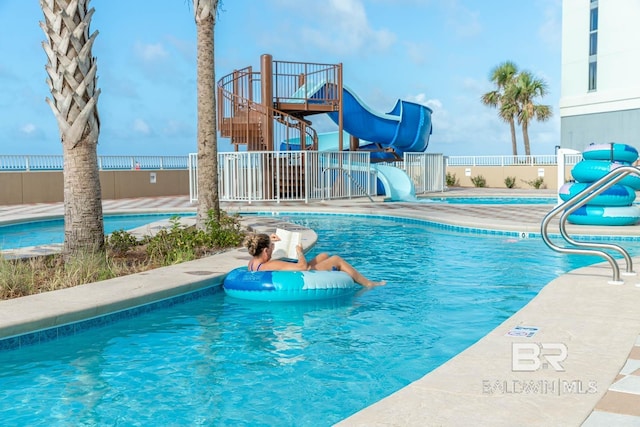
[134,41,169,63]
[538,0,562,52]
[296,0,397,55]
[404,41,430,66]
[132,118,151,135]
[20,123,37,135]
[443,1,482,39]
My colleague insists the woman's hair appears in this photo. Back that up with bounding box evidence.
[244,233,271,256]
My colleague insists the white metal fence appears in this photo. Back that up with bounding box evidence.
[191,151,375,203]
[0,153,580,172]
[3,152,576,203]
[0,155,189,171]
[189,151,446,203]
[379,153,446,193]
[446,154,582,166]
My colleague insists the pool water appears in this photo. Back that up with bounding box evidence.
[0,213,195,250]
[418,196,558,204]
[0,214,637,426]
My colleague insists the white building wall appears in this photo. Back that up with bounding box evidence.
[561,0,640,117]
[560,0,640,150]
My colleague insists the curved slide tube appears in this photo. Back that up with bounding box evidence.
[326,86,432,161]
[371,164,416,201]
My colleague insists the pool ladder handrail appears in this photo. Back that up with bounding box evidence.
[541,165,640,284]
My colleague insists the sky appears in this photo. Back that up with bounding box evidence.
[0,0,562,157]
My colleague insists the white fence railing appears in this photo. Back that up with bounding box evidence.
[445,154,582,166]
[0,155,189,171]
[191,151,378,203]
[0,153,581,172]
[379,153,447,193]
[189,151,446,203]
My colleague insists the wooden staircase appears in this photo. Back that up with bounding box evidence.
[216,55,344,197]
[219,109,265,151]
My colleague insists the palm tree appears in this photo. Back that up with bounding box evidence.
[510,71,553,156]
[481,61,519,156]
[40,0,104,259]
[194,0,221,227]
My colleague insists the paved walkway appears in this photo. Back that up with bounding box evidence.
[1,189,640,426]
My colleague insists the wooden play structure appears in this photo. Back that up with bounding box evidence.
[216,54,434,200]
[217,54,371,154]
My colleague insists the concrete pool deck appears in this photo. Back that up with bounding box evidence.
[1,188,640,426]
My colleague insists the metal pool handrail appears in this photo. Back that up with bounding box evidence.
[541,165,640,284]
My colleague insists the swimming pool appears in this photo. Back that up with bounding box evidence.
[417,196,558,204]
[0,213,195,250]
[0,213,637,425]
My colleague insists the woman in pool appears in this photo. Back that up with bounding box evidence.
[243,233,385,288]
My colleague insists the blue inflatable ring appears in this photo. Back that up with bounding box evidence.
[223,267,360,301]
[568,205,640,226]
[559,182,636,206]
[571,160,640,190]
[582,143,639,164]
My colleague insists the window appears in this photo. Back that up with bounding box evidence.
[589,32,598,56]
[589,61,597,91]
[588,3,598,91]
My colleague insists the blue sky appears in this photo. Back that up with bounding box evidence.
[0,0,561,157]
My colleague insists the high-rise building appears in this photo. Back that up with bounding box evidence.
[560,0,640,150]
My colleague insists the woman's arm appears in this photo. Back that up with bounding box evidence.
[264,245,308,271]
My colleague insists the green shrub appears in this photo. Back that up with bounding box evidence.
[446,172,459,187]
[145,211,245,265]
[106,230,139,255]
[521,177,546,189]
[504,176,516,188]
[470,175,487,187]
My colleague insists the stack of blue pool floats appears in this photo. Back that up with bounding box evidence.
[559,142,640,226]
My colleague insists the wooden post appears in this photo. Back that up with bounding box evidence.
[261,54,274,151]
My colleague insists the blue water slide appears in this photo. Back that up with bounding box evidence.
[277,83,429,201]
[371,164,417,201]
[326,86,433,161]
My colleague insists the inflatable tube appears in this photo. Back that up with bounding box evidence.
[223,267,359,301]
[558,182,636,206]
[582,143,639,164]
[567,205,640,226]
[571,160,640,190]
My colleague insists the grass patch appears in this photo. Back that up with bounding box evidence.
[0,211,246,300]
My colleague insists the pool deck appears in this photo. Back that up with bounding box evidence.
[1,188,640,426]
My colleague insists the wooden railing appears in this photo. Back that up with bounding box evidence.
[216,58,344,152]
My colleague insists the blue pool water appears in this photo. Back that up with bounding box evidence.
[1,213,638,426]
[0,213,195,250]
[418,196,557,204]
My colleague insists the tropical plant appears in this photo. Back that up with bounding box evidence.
[194,0,221,228]
[446,172,459,187]
[40,0,104,259]
[521,177,546,189]
[504,176,516,188]
[481,61,520,156]
[470,175,487,187]
[509,71,553,156]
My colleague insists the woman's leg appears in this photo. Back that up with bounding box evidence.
[313,255,385,287]
[307,252,330,269]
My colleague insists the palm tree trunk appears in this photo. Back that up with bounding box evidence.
[40,0,104,258]
[522,121,531,156]
[509,118,518,156]
[63,143,104,252]
[194,0,220,227]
